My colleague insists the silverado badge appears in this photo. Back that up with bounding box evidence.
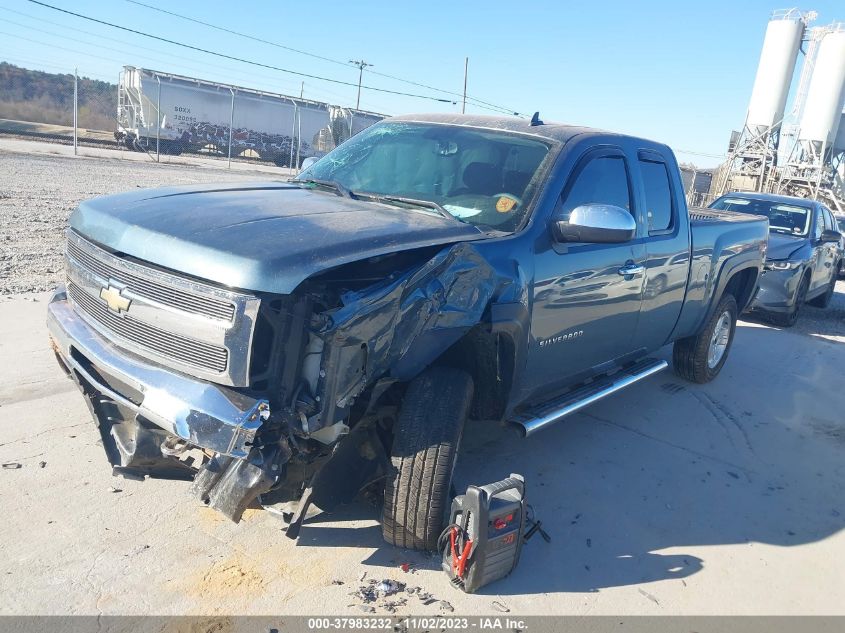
[99,285,131,314]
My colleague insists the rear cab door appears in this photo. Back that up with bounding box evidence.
[630,146,691,353]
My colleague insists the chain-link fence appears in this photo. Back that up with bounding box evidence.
[0,62,383,169]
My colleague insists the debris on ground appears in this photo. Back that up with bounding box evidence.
[492,600,510,613]
[2,463,22,469]
[638,588,660,605]
[350,578,452,613]
[331,579,344,585]
[39,461,47,468]
[400,562,410,573]
[376,579,404,596]
[108,486,122,493]
[358,571,367,581]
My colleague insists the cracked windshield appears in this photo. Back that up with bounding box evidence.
[296,121,552,231]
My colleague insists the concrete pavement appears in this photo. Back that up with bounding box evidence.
[0,291,843,615]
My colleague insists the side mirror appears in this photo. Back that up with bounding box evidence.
[300,156,318,171]
[820,229,841,244]
[552,204,637,244]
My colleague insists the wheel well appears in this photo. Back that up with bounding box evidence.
[723,267,758,313]
[436,325,514,421]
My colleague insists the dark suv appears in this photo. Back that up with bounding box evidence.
[710,192,842,327]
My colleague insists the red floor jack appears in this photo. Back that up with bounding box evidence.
[440,474,527,593]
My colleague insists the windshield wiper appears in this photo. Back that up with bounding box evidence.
[293,178,353,199]
[354,193,463,224]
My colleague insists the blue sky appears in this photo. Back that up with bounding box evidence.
[1,0,843,166]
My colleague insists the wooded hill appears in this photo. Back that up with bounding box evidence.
[0,62,117,130]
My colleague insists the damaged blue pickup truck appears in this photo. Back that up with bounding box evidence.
[48,114,768,550]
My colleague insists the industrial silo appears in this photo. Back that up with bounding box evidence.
[799,27,845,148]
[716,10,809,197]
[746,10,806,135]
[834,113,845,152]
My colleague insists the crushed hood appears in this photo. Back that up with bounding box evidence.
[69,182,484,294]
[766,231,808,261]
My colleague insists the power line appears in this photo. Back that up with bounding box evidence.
[26,0,459,106]
[0,12,311,96]
[120,0,522,116]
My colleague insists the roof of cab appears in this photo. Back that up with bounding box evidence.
[387,113,614,145]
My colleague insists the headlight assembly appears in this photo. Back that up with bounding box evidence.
[764,260,801,271]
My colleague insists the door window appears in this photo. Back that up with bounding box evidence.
[639,159,674,233]
[822,208,836,232]
[560,155,632,221]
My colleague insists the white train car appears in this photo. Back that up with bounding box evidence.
[116,66,383,165]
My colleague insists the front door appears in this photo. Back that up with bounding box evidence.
[526,149,645,398]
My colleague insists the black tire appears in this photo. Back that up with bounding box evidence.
[673,294,738,384]
[382,367,473,551]
[770,274,809,327]
[808,270,837,308]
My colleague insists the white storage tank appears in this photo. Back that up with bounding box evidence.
[834,112,845,152]
[799,27,845,146]
[746,10,806,133]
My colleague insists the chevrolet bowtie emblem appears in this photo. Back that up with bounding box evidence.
[99,285,131,313]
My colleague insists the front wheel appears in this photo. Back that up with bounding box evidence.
[808,270,837,309]
[673,294,738,384]
[770,274,809,327]
[382,367,473,551]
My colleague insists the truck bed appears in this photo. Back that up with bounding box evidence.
[670,207,769,341]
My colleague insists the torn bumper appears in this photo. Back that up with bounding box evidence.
[47,286,269,459]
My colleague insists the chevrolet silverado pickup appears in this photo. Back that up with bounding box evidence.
[48,114,768,550]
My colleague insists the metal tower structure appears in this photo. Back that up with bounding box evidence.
[715,9,815,197]
[776,24,845,213]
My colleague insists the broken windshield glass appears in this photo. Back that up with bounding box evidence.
[296,121,553,232]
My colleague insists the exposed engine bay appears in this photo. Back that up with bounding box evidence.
[60,241,498,534]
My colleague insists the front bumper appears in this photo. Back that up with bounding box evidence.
[47,287,269,459]
[749,267,803,314]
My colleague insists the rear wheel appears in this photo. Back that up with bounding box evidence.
[771,274,809,327]
[673,294,738,384]
[382,367,473,551]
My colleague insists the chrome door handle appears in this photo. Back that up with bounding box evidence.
[618,264,645,277]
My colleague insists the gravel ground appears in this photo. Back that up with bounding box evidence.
[0,147,280,295]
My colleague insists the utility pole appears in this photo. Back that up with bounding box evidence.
[348,59,372,110]
[73,68,78,155]
[462,57,468,114]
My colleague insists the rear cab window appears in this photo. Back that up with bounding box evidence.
[638,157,674,234]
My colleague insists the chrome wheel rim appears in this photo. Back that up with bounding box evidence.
[708,311,731,369]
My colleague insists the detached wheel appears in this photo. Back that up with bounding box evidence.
[382,367,473,551]
[673,294,737,384]
[770,274,809,327]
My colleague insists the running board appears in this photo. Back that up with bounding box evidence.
[509,358,668,437]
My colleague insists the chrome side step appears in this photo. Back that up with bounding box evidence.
[510,358,668,437]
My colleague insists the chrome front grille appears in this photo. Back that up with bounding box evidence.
[67,281,229,372]
[64,230,260,386]
[67,238,236,321]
